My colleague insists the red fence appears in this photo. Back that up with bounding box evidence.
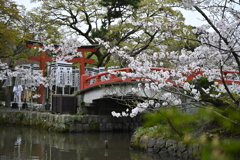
[80,68,240,90]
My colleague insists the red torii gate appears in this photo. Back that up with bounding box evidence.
[27,40,99,102]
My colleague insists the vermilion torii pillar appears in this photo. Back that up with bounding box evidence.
[27,40,99,102]
[67,47,96,76]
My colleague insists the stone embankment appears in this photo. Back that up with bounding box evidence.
[0,109,142,132]
[130,134,200,160]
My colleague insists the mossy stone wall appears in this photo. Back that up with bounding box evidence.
[0,111,142,132]
[130,134,200,160]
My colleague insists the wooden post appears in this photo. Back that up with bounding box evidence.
[28,52,51,103]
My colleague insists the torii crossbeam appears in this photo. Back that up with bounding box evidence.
[27,40,99,102]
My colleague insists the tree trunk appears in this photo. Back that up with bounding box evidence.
[5,86,12,108]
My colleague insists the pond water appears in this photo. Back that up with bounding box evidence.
[0,126,175,160]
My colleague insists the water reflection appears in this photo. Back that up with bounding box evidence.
[0,126,174,160]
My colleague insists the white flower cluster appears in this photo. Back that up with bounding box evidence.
[111,108,130,118]
[40,37,82,61]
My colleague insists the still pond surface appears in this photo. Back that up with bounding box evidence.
[0,126,175,160]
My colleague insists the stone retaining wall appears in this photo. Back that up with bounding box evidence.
[0,111,142,132]
[130,135,200,160]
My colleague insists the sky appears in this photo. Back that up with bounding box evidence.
[177,8,206,27]
[13,0,205,27]
[14,0,40,11]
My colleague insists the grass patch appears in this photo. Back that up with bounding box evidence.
[134,125,181,140]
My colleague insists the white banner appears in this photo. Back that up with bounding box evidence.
[56,66,65,87]
[72,69,80,87]
[65,67,72,86]
[48,63,57,85]
[56,61,72,87]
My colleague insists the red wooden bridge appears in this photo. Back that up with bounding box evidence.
[79,67,239,114]
[81,67,240,90]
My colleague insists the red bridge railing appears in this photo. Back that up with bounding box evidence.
[80,68,240,90]
[81,68,134,90]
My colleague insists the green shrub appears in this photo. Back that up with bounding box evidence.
[17,113,24,121]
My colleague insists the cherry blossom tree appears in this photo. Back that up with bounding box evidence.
[95,0,240,117]
[183,1,240,106]
[103,1,240,157]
